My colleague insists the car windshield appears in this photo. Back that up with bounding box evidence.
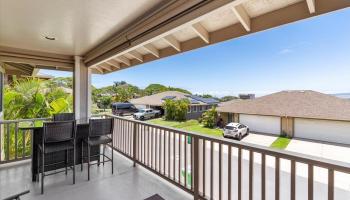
[139,110,146,113]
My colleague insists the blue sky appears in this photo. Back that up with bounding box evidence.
[42,9,350,97]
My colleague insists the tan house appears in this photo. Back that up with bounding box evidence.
[130,91,219,119]
[217,90,350,145]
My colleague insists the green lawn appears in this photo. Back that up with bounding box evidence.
[270,136,291,149]
[148,118,223,137]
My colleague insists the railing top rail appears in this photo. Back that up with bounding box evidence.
[108,114,350,173]
[0,118,51,124]
[0,114,105,124]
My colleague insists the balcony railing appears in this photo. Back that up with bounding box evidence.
[1,115,350,200]
[110,115,350,200]
[0,118,50,164]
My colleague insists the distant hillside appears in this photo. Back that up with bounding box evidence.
[332,93,350,99]
[144,84,191,95]
[92,82,192,108]
[92,81,239,106]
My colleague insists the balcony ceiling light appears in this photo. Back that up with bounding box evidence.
[44,36,56,41]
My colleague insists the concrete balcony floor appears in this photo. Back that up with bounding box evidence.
[0,150,191,200]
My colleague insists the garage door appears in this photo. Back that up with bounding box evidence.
[239,114,281,135]
[295,119,350,145]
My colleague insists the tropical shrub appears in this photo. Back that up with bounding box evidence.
[201,107,217,128]
[174,99,189,121]
[162,99,176,120]
[162,99,189,121]
[3,78,72,120]
[2,77,73,161]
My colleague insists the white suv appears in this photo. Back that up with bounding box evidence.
[223,122,249,140]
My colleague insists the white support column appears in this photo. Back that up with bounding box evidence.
[0,63,4,160]
[74,56,91,120]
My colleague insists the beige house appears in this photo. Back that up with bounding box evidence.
[217,90,350,145]
[130,91,219,119]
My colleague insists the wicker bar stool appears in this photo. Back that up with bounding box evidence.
[38,121,76,194]
[81,118,114,181]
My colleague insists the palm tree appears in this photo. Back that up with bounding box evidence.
[4,78,72,120]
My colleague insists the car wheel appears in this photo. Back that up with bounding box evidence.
[238,133,242,140]
[246,128,250,135]
[140,116,145,121]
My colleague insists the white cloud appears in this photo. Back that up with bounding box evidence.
[277,42,311,55]
[278,48,293,54]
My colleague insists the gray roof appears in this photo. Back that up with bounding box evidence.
[217,90,350,121]
[130,91,219,106]
[185,95,219,105]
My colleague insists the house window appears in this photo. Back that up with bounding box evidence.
[228,113,232,123]
[199,105,202,112]
[193,106,197,112]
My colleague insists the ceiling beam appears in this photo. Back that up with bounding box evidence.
[163,35,181,52]
[306,0,316,13]
[143,44,160,58]
[91,68,103,74]
[105,59,121,69]
[91,66,104,74]
[0,46,74,69]
[99,63,113,72]
[126,51,143,62]
[115,56,131,66]
[32,68,39,76]
[191,22,210,44]
[84,0,223,65]
[84,0,349,69]
[232,4,251,32]
[4,63,31,74]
